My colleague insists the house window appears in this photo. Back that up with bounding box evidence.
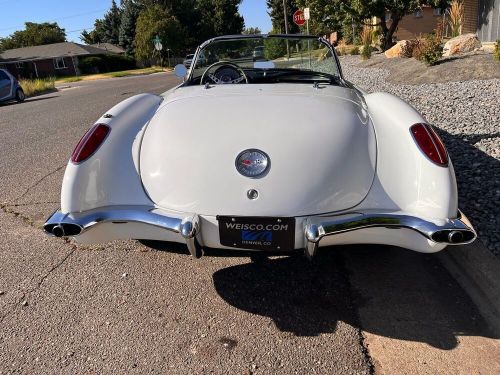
[414,9,423,18]
[54,57,67,69]
[433,8,442,16]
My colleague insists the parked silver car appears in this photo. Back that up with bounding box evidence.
[0,69,25,103]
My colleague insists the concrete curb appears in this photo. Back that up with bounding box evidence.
[438,241,500,335]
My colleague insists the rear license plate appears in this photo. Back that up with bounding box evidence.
[217,216,295,251]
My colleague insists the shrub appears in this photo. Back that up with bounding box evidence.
[263,38,287,60]
[494,40,500,62]
[448,0,464,38]
[361,43,372,60]
[417,34,443,66]
[78,54,136,74]
[336,39,347,56]
[19,77,55,97]
[350,46,360,55]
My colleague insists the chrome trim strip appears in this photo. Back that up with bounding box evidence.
[303,210,476,258]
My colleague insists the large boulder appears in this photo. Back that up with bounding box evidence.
[384,40,417,58]
[443,34,481,56]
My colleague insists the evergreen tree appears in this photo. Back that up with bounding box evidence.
[119,0,142,55]
[197,0,245,42]
[80,19,106,44]
[266,0,299,34]
[102,0,122,45]
[243,27,262,34]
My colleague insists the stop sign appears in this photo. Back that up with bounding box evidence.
[293,10,306,26]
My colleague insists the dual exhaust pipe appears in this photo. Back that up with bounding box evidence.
[44,223,82,238]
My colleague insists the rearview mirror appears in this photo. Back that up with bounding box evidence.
[174,64,187,78]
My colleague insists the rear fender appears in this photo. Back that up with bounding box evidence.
[363,92,458,219]
[61,93,163,213]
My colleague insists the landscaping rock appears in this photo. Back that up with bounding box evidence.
[443,34,482,57]
[384,40,416,58]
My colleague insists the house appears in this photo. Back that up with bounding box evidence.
[387,0,499,42]
[90,43,126,54]
[0,42,120,78]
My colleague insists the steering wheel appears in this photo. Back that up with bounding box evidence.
[200,61,248,85]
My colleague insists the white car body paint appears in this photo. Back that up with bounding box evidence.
[49,54,473,255]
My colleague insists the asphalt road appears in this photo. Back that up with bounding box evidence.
[0,73,499,374]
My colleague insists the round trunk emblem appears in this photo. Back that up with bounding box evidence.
[235,149,270,178]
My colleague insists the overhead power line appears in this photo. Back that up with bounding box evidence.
[0,8,107,31]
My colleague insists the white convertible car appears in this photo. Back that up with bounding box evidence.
[44,35,476,259]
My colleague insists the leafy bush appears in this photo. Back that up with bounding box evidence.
[415,21,444,66]
[264,38,288,60]
[417,34,443,66]
[78,54,136,74]
[361,43,372,60]
[19,77,55,97]
[494,40,500,62]
[350,46,360,55]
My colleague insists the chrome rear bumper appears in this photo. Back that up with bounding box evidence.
[303,210,476,259]
[43,206,203,258]
[44,207,476,259]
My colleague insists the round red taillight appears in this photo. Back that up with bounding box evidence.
[410,123,448,167]
[71,124,110,164]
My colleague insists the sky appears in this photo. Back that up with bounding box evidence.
[0,0,272,42]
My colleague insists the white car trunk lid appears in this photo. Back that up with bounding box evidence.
[140,85,376,216]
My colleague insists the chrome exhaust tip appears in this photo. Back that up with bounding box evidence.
[52,224,65,237]
[430,229,475,244]
[44,223,83,237]
[448,230,464,244]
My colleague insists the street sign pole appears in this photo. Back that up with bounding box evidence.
[153,35,163,67]
[302,8,311,68]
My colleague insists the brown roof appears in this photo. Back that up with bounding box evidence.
[0,42,114,62]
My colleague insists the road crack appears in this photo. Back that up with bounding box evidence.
[0,242,76,325]
[12,164,65,203]
[338,253,376,375]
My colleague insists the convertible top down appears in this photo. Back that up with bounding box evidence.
[44,34,476,259]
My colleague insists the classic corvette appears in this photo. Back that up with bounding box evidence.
[43,34,476,259]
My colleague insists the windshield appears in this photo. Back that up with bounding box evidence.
[186,35,341,85]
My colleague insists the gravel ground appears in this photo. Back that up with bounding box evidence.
[339,55,500,256]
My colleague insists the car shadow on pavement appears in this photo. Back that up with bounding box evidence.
[436,129,500,254]
[212,246,498,350]
[0,95,59,106]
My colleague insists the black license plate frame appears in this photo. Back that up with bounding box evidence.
[217,216,295,251]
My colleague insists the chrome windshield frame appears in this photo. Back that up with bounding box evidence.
[185,34,344,84]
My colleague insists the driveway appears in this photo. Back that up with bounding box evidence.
[0,72,498,374]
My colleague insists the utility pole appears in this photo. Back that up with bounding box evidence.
[282,0,290,58]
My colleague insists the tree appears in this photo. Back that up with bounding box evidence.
[80,19,106,44]
[197,0,245,41]
[242,27,262,34]
[0,22,66,50]
[340,0,450,50]
[119,0,142,55]
[102,0,122,45]
[294,0,344,36]
[266,0,300,34]
[81,0,122,45]
[134,4,185,63]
